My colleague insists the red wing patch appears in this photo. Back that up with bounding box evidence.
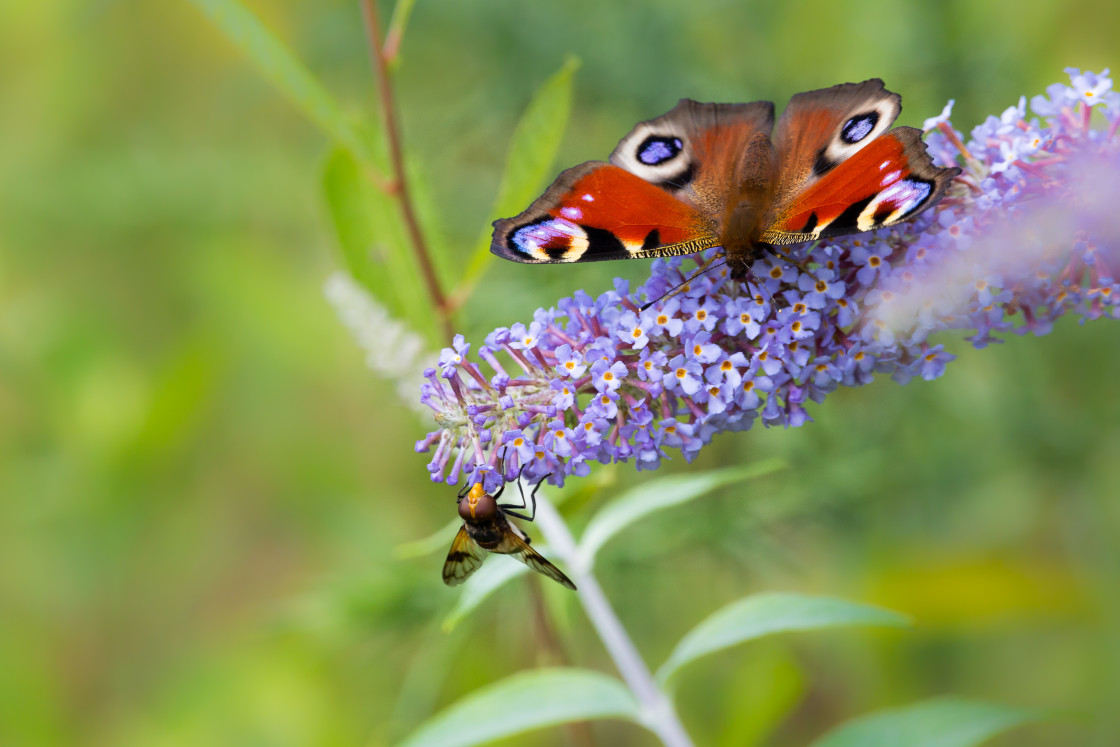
[492,162,718,264]
[763,128,959,245]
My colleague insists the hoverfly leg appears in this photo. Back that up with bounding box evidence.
[499,472,552,522]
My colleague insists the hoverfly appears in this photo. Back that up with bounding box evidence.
[442,475,576,590]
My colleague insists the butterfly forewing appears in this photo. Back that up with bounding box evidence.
[491,163,719,264]
[763,128,959,244]
[442,526,486,587]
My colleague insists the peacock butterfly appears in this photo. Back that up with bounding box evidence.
[490,79,960,281]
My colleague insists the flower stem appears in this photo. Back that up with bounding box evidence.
[359,0,452,340]
[530,488,695,747]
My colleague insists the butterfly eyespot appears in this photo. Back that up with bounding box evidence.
[841,112,879,144]
[508,216,590,262]
[636,135,684,165]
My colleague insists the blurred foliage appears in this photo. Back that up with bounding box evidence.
[3,0,1119,745]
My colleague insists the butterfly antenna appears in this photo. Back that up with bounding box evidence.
[640,258,728,312]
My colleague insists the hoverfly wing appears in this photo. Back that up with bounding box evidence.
[496,530,577,591]
[442,526,486,587]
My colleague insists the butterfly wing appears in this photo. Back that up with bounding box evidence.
[442,526,486,587]
[762,79,960,244]
[493,524,577,591]
[491,99,776,264]
[491,162,719,264]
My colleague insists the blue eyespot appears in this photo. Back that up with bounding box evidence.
[637,136,683,165]
[841,112,879,144]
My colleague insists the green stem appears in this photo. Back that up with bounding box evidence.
[531,488,695,747]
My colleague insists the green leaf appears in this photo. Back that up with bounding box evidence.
[578,460,786,567]
[810,697,1047,747]
[384,0,418,68]
[321,147,439,342]
[458,57,580,295]
[656,592,910,686]
[190,0,384,171]
[441,556,529,632]
[395,668,642,747]
[394,518,461,560]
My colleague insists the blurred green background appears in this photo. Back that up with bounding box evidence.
[3,1,1119,745]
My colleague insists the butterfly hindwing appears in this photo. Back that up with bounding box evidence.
[442,526,486,587]
[770,79,901,208]
[609,98,777,213]
[763,79,960,244]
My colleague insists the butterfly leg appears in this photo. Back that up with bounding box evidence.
[640,253,728,311]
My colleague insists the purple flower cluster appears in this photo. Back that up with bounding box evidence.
[418,69,1120,491]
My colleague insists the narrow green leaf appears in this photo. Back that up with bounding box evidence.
[458,57,581,293]
[810,697,1047,747]
[578,460,786,566]
[395,668,642,747]
[441,557,529,632]
[394,518,461,560]
[321,147,439,342]
[656,592,910,686]
[385,0,418,68]
[190,0,384,171]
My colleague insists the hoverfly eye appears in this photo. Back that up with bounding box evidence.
[473,493,498,519]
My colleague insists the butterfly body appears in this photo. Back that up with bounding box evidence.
[442,481,576,591]
[491,80,960,280]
